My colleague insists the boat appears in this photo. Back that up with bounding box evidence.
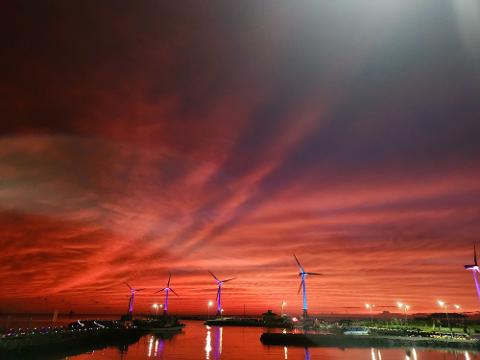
[343,326,369,335]
[134,316,185,333]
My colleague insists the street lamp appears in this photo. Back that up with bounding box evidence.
[207,300,213,319]
[437,300,452,337]
[281,301,287,316]
[152,303,159,316]
[220,308,224,319]
[365,304,375,324]
[397,302,409,325]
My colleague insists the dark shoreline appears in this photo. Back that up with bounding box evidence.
[260,333,480,351]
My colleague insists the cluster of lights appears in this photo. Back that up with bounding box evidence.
[2,320,127,339]
[397,302,410,311]
[437,300,461,310]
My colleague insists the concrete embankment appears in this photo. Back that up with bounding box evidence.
[260,333,480,351]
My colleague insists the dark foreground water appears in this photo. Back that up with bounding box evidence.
[70,321,480,360]
[2,318,480,359]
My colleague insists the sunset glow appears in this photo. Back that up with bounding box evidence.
[1,1,480,316]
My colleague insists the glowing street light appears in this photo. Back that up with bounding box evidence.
[207,300,213,319]
[437,300,453,337]
[397,302,410,324]
[220,308,224,319]
[152,303,159,316]
[281,301,287,316]
[454,304,461,310]
[365,303,375,324]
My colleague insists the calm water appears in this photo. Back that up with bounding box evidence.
[2,317,480,359]
[63,320,478,360]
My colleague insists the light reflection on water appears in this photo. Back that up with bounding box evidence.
[12,320,478,360]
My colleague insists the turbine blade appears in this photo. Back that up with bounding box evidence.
[155,288,166,293]
[297,281,303,295]
[126,283,132,290]
[222,277,235,283]
[208,270,220,282]
[306,272,323,275]
[475,244,478,266]
[136,288,146,292]
[170,288,179,296]
[293,253,305,273]
[168,273,172,287]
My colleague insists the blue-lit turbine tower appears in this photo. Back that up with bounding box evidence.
[125,284,145,316]
[209,271,235,316]
[301,272,308,315]
[155,273,178,315]
[294,254,322,319]
[464,245,480,303]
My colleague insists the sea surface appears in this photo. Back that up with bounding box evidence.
[2,317,480,359]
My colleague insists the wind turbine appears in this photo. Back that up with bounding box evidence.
[464,244,480,303]
[294,254,322,319]
[126,283,145,316]
[208,270,235,316]
[155,273,178,315]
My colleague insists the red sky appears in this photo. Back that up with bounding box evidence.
[1,1,480,315]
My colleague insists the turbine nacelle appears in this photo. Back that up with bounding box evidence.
[126,283,145,293]
[464,245,479,272]
[208,270,235,285]
[155,273,179,296]
[465,265,480,272]
[298,271,322,277]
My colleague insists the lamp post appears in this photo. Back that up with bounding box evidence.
[397,302,410,325]
[208,300,213,320]
[365,304,375,325]
[281,301,287,316]
[220,308,224,319]
[437,300,452,337]
[152,303,159,316]
[454,304,465,331]
[404,305,410,324]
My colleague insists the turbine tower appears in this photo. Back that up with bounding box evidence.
[208,270,235,316]
[126,283,145,316]
[155,273,178,315]
[464,244,480,303]
[294,254,322,319]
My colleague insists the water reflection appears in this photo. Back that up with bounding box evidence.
[371,348,382,360]
[218,326,223,357]
[5,320,477,360]
[405,348,418,360]
[304,347,310,360]
[147,335,165,358]
[205,326,212,359]
[205,325,223,359]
